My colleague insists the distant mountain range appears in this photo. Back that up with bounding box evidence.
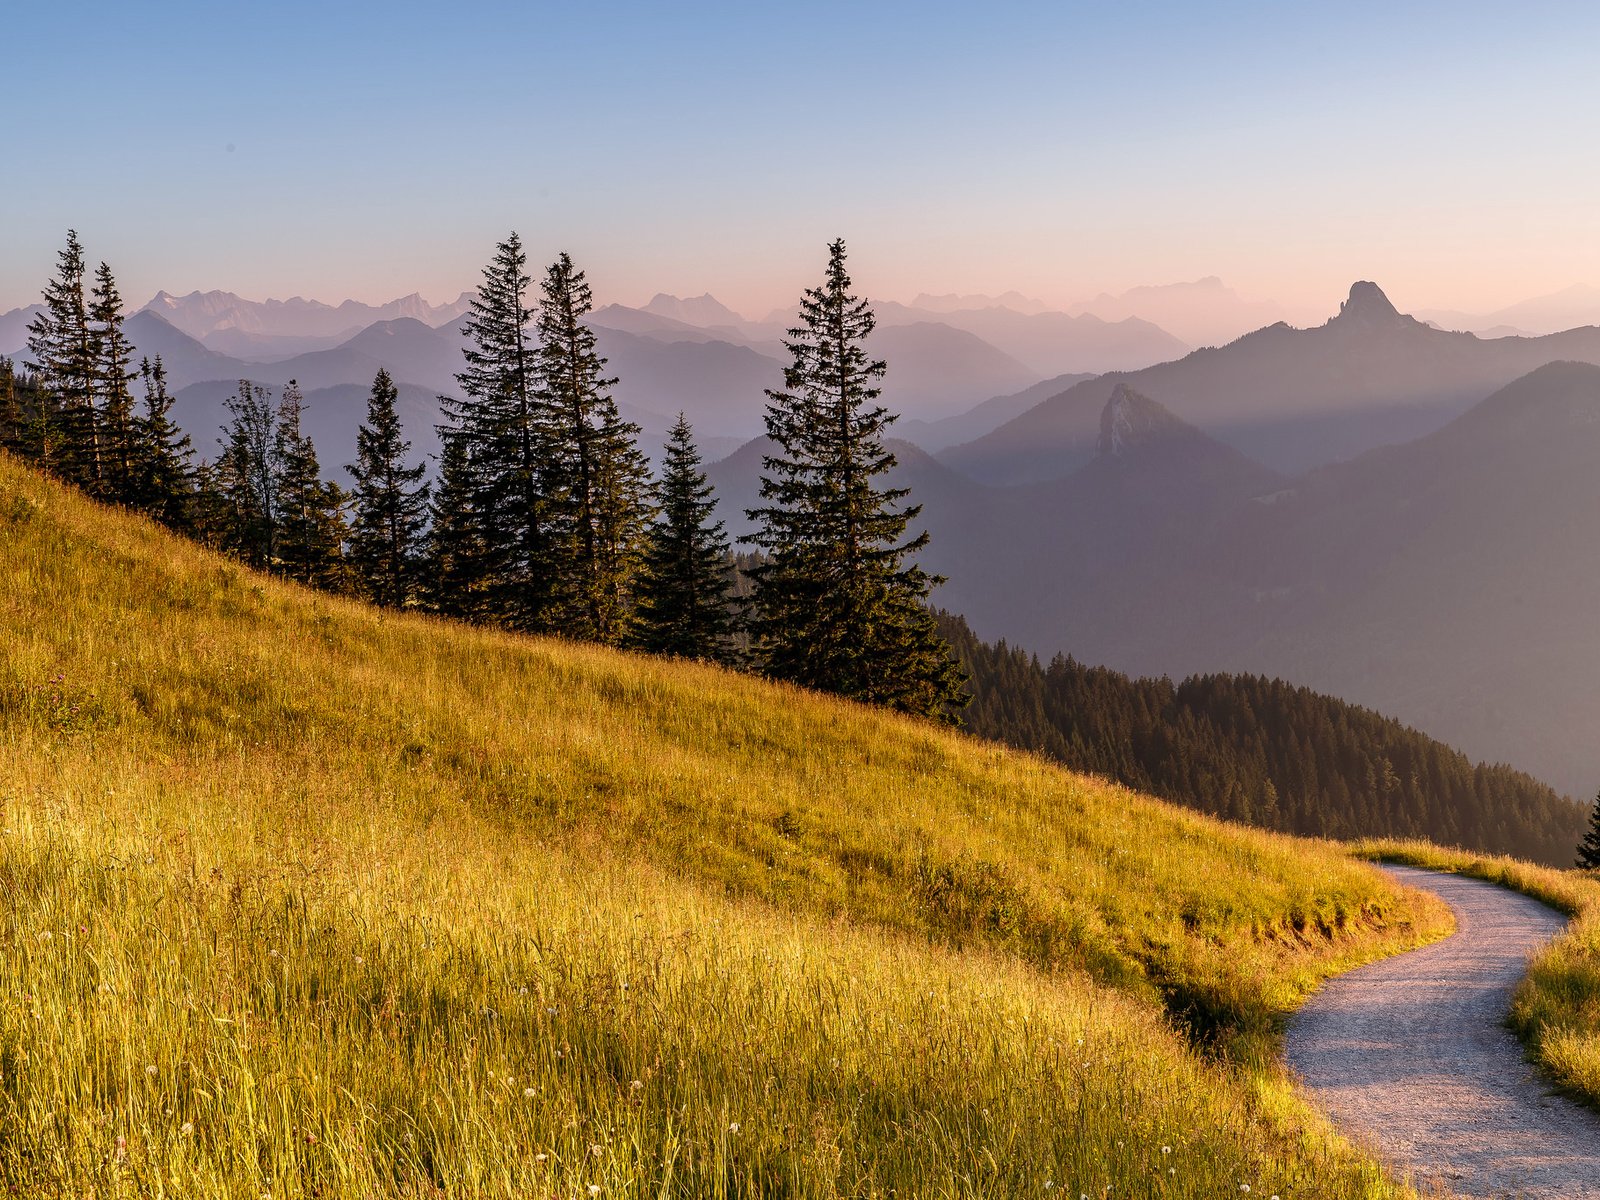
[140,289,476,358]
[1416,284,1600,338]
[0,282,1204,441]
[1065,277,1294,348]
[871,299,1187,378]
[942,281,1600,480]
[910,290,1054,316]
[27,296,1047,476]
[0,305,43,357]
[897,373,1095,453]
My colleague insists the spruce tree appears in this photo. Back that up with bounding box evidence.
[215,380,280,567]
[89,261,139,504]
[427,430,488,619]
[272,380,348,589]
[347,368,430,607]
[744,239,966,720]
[131,356,197,530]
[0,358,27,457]
[1578,791,1600,871]
[440,232,554,628]
[634,414,736,661]
[24,230,98,483]
[535,252,652,644]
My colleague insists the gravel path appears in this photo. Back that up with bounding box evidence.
[1286,864,1600,1198]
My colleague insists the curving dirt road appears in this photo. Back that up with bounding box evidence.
[1287,864,1600,1198]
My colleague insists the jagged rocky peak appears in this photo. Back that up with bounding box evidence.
[1097,382,1189,457]
[1332,280,1405,327]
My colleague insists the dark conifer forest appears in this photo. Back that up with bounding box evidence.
[938,613,1586,865]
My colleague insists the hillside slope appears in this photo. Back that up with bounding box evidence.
[0,455,1443,1197]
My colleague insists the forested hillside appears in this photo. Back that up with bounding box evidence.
[939,614,1586,865]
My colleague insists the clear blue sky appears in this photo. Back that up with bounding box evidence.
[5,0,1600,318]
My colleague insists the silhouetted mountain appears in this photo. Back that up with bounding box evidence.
[592,327,781,438]
[588,303,747,345]
[640,292,752,331]
[876,300,1187,377]
[123,311,246,387]
[911,290,1052,316]
[0,305,43,357]
[196,328,361,361]
[898,372,1095,452]
[871,322,1038,416]
[1067,277,1293,348]
[1418,284,1600,337]
[591,301,1044,422]
[335,318,461,393]
[140,289,474,345]
[943,281,1600,481]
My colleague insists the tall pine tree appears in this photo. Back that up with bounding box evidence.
[634,414,736,661]
[347,368,430,607]
[1578,790,1600,870]
[439,232,554,628]
[535,252,652,645]
[89,261,139,503]
[24,230,97,483]
[744,239,966,720]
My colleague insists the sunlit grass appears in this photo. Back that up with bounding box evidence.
[0,454,1447,1196]
[1354,839,1600,1109]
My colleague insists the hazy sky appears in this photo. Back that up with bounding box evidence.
[5,0,1600,320]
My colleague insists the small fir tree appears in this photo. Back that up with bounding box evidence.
[744,238,967,720]
[1578,791,1600,871]
[634,414,736,661]
[131,356,197,530]
[427,429,489,619]
[535,252,652,644]
[214,380,280,567]
[272,379,348,589]
[0,358,28,457]
[347,368,431,607]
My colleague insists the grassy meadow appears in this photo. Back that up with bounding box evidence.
[0,453,1454,1198]
[1356,840,1600,1107]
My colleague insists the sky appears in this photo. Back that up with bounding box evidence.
[5,0,1600,321]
